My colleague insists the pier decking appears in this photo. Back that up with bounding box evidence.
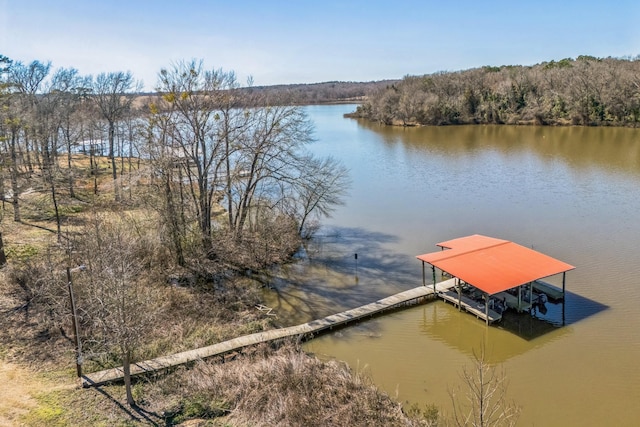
[439,289,503,323]
[81,279,456,387]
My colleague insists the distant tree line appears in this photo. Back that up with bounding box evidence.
[243,80,397,105]
[138,80,394,106]
[349,56,640,127]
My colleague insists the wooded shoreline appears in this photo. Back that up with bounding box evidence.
[349,56,640,128]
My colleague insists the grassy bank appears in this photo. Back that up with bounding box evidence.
[0,154,437,426]
[1,266,434,426]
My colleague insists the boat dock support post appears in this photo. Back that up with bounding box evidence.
[432,266,436,294]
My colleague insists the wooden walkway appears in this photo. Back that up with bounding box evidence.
[81,279,456,387]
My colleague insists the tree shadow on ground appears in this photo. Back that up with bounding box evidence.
[257,226,423,326]
[88,385,164,426]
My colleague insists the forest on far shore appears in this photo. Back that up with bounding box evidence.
[348,56,640,127]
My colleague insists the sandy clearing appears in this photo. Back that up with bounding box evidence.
[0,361,40,426]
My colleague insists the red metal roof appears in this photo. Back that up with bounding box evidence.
[416,234,575,295]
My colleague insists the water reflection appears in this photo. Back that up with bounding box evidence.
[260,226,422,326]
[498,309,564,341]
[490,289,609,340]
[357,121,640,177]
[419,302,571,363]
[278,105,640,425]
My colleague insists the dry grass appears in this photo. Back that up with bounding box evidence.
[0,362,40,426]
[0,264,437,426]
[127,343,434,427]
[0,154,438,426]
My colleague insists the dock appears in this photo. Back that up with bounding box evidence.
[417,234,574,325]
[533,280,565,301]
[439,289,503,323]
[494,291,532,312]
[81,279,456,387]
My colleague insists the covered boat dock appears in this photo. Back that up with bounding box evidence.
[416,234,575,324]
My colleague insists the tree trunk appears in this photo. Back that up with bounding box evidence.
[128,122,133,200]
[65,126,76,198]
[119,131,125,198]
[198,173,212,252]
[0,231,7,267]
[10,130,20,222]
[178,166,186,239]
[123,350,135,407]
[165,172,185,266]
[44,143,62,242]
[200,200,212,251]
[24,134,35,174]
[89,130,98,195]
[108,121,120,201]
[225,131,234,230]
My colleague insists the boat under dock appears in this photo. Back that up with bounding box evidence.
[533,279,565,300]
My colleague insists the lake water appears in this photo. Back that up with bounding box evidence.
[262,104,640,426]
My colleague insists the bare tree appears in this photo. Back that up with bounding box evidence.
[0,54,14,245]
[216,75,249,232]
[155,60,237,251]
[51,67,90,199]
[150,60,346,267]
[2,60,51,221]
[9,63,88,241]
[145,104,187,266]
[230,103,314,237]
[79,214,158,406]
[91,71,138,201]
[286,154,350,238]
[449,348,520,427]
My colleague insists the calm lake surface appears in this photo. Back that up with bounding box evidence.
[262,104,640,426]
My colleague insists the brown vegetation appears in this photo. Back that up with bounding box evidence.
[0,52,523,426]
[1,243,438,425]
[351,56,640,127]
[136,344,435,426]
[245,80,398,105]
[0,54,433,426]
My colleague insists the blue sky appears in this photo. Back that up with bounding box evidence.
[1,0,639,90]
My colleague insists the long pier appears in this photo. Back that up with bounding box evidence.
[81,279,456,387]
